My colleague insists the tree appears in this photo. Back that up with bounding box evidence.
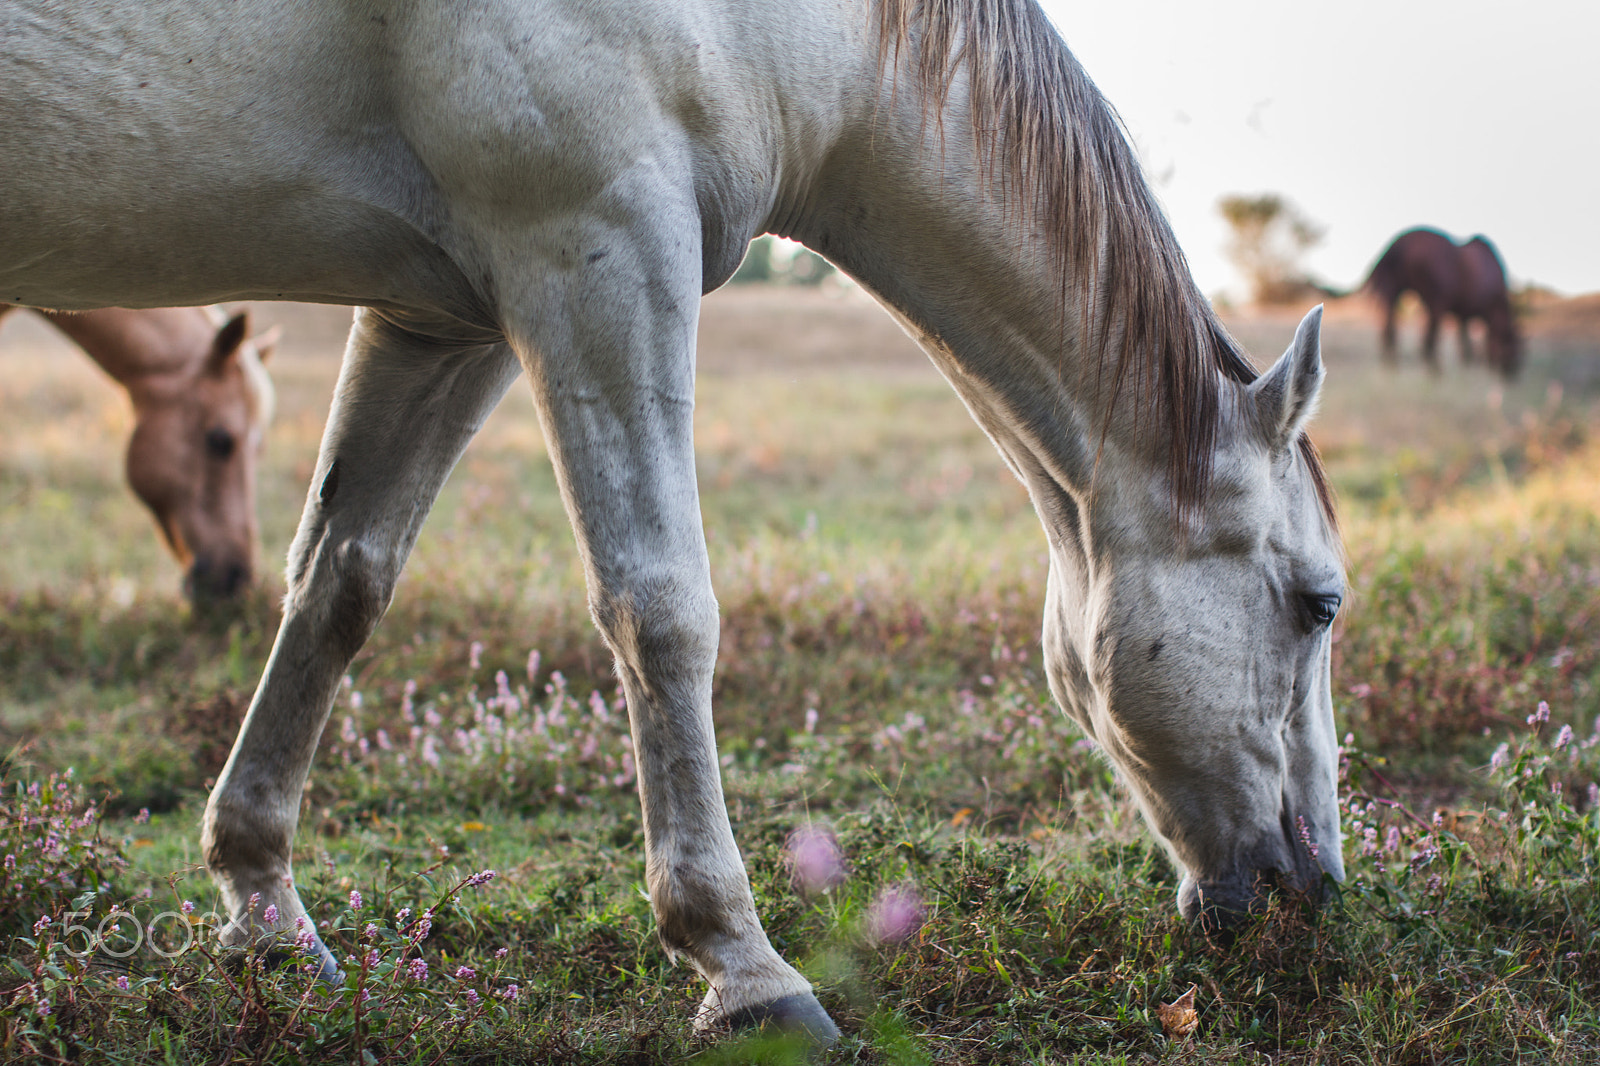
[729,236,839,287]
[1217,193,1325,305]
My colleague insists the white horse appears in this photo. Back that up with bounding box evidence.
[1,0,1345,1044]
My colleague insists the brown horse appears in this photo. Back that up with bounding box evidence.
[1364,227,1521,377]
[0,306,276,602]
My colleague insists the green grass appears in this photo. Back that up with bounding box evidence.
[2,292,1600,1061]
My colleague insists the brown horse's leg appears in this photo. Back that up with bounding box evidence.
[201,310,521,972]
[1380,297,1400,366]
[1458,317,1475,365]
[1421,305,1442,373]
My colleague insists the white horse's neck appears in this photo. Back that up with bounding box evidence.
[776,61,1201,548]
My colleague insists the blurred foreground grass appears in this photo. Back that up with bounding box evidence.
[1,290,1599,1061]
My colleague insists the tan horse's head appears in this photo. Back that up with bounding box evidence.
[124,312,277,603]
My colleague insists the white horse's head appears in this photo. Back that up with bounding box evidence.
[1043,307,1345,928]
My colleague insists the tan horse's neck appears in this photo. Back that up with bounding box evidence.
[40,307,221,400]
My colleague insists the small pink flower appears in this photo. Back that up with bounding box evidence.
[1528,701,1551,726]
[134,808,150,825]
[1296,815,1320,861]
[180,900,195,915]
[786,824,847,895]
[463,988,480,1005]
[115,975,130,991]
[500,983,520,1000]
[469,641,484,670]
[866,884,925,944]
[395,907,412,923]
[247,892,261,913]
[365,948,380,969]
[464,869,497,888]
[262,904,279,925]
[32,914,49,936]
[364,923,379,939]
[349,889,363,910]
[494,947,509,960]
[407,958,428,981]
[1555,724,1576,751]
[455,965,475,981]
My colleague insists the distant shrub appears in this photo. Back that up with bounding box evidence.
[730,235,839,286]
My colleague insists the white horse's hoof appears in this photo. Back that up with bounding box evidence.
[724,992,840,1048]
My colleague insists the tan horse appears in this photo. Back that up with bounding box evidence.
[0,306,277,602]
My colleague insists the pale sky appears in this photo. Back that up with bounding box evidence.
[1036,0,1600,298]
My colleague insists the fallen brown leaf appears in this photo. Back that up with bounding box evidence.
[1157,983,1199,1039]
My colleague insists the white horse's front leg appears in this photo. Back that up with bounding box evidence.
[201,311,521,971]
[508,220,838,1044]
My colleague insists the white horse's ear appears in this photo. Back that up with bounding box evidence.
[1249,304,1324,450]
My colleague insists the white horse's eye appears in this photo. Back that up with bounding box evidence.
[1301,592,1342,628]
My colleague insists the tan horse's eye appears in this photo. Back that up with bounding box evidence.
[205,427,237,460]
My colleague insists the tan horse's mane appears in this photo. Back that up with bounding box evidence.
[874,0,1336,529]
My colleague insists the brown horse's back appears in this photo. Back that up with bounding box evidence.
[1363,227,1519,378]
[1365,228,1463,308]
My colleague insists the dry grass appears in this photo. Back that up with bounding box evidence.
[3,286,1600,1061]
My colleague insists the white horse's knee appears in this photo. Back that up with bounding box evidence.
[589,572,719,680]
[284,531,400,660]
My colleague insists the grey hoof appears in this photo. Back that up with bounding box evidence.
[725,992,841,1047]
[255,935,343,984]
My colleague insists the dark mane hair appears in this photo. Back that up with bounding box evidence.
[874,0,1336,528]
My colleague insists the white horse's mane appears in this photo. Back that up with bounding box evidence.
[875,0,1336,529]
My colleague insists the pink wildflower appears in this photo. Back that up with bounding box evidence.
[181,900,194,915]
[785,824,847,895]
[1555,724,1576,751]
[866,883,926,944]
[349,889,363,910]
[407,958,429,981]
[455,965,475,981]
[116,975,130,991]
[464,869,497,888]
[134,808,150,825]
[32,915,49,936]
[262,904,279,925]
[500,984,520,1001]
[463,988,480,1005]
[1296,815,1320,861]
[1528,701,1550,726]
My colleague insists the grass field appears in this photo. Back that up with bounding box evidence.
[2,287,1599,1063]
